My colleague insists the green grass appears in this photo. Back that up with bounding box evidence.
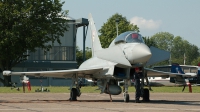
[0,86,199,93]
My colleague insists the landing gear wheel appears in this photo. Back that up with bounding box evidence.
[70,88,78,101]
[124,93,129,103]
[143,88,150,102]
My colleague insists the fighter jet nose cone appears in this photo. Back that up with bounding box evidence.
[134,44,152,56]
[123,43,152,64]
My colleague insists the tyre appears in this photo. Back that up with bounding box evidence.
[143,88,150,101]
[70,88,78,101]
[124,93,129,103]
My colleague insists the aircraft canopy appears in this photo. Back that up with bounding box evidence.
[115,31,144,44]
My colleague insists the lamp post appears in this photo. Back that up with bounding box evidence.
[169,44,172,65]
[115,18,119,37]
[184,53,186,65]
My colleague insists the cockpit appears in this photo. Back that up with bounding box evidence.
[114,31,144,44]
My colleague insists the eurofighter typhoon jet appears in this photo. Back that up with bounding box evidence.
[3,14,196,102]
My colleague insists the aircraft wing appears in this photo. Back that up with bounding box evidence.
[3,67,104,78]
[153,65,198,69]
[180,65,198,68]
[146,46,170,66]
[144,68,196,77]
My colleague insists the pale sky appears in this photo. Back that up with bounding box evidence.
[62,0,200,49]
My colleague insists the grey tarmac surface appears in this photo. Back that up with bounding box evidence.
[0,92,200,112]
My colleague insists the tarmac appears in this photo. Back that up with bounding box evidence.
[0,92,200,112]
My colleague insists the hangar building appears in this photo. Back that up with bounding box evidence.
[0,16,88,87]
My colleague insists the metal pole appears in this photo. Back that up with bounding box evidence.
[116,23,118,37]
[169,45,172,65]
[115,18,119,37]
[184,53,186,65]
[83,25,86,61]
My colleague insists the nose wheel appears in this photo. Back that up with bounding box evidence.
[123,93,129,102]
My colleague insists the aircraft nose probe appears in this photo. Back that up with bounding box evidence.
[123,44,152,64]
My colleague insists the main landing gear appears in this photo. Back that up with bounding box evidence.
[69,87,81,101]
[142,88,150,102]
[69,76,81,101]
[70,88,78,101]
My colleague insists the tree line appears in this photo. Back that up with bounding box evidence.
[0,0,199,86]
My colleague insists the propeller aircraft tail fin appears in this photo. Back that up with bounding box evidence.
[171,63,185,74]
